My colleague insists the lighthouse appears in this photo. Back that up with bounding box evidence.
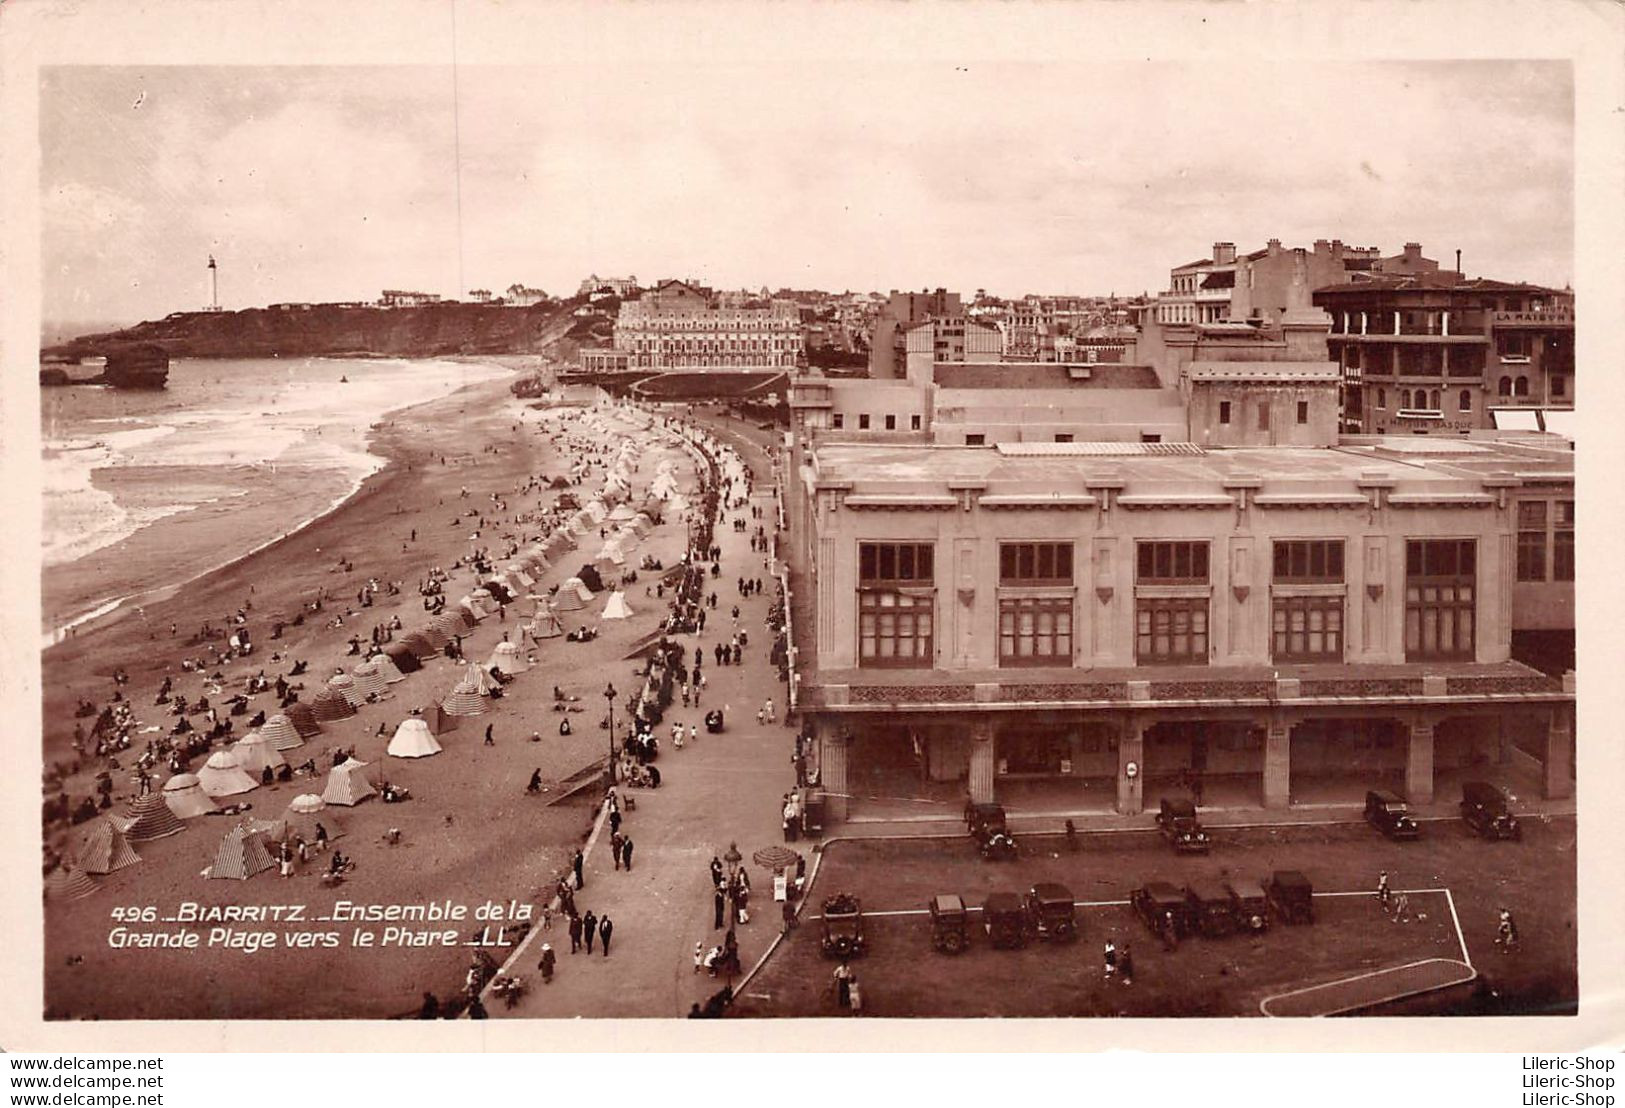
[206,254,221,312]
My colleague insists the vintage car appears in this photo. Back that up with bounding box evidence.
[798,789,826,836]
[820,893,866,959]
[1460,780,1522,841]
[1363,789,1422,840]
[929,894,970,954]
[1184,879,1241,938]
[1156,798,1211,854]
[1130,881,1192,941]
[1024,883,1078,943]
[967,803,1018,860]
[1225,877,1271,933]
[982,892,1030,949]
[1265,870,1315,925]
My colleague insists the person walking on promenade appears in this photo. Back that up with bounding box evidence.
[568,912,583,954]
[695,941,705,974]
[1103,939,1117,979]
[611,831,625,870]
[714,885,727,930]
[485,724,495,746]
[573,848,585,890]
[622,836,635,872]
[782,898,797,933]
[539,943,556,984]
[599,916,614,956]
[610,807,623,836]
[583,910,598,954]
[710,856,723,887]
[1377,870,1392,913]
[765,697,775,724]
[527,768,543,794]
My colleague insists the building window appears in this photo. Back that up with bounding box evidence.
[1219,401,1232,425]
[1498,376,1512,397]
[1296,400,1309,425]
[1459,389,1472,412]
[1551,375,1567,399]
[1000,542,1075,586]
[857,542,935,668]
[1258,402,1271,430]
[965,433,986,446]
[884,414,897,431]
[1136,599,1208,665]
[1054,433,1074,443]
[1272,540,1344,583]
[1138,541,1210,584]
[910,414,922,431]
[1517,502,1547,581]
[858,413,870,430]
[1404,539,1476,661]
[1555,500,1574,581]
[1376,388,1387,409]
[1514,376,1529,397]
[999,597,1073,666]
[1272,596,1344,662]
[831,413,844,430]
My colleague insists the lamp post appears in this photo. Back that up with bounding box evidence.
[604,682,618,783]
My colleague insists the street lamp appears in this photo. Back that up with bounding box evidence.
[604,682,618,783]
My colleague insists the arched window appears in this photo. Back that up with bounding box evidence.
[1401,389,1413,409]
[1498,376,1512,396]
[1459,389,1472,412]
[1377,388,1387,409]
[1514,376,1529,397]
[1430,389,1440,410]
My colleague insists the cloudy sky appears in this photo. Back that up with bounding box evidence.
[40,60,1572,328]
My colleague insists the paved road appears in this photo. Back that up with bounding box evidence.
[494,420,796,1018]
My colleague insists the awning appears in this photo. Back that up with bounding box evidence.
[1489,408,1541,431]
[1538,409,1576,440]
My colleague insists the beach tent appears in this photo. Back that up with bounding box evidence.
[462,663,496,696]
[456,598,484,624]
[280,795,344,844]
[283,701,323,738]
[121,792,185,842]
[595,543,626,567]
[551,583,584,612]
[45,865,100,901]
[469,589,498,616]
[198,749,258,797]
[236,814,288,844]
[609,504,636,522]
[432,611,468,640]
[388,718,443,759]
[328,672,364,709]
[480,581,515,605]
[321,759,376,807]
[77,818,141,875]
[529,607,564,639]
[419,624,452,652]
[506,566,535,589]
[602,591,634,620]
[400,631,439,660]
[259,713,305,752]
[205,825,275,881]
[385,642,425,672]
[374,651,408,683]
[233,731,286,776]
[428,703,460,736]
[568,574,598,600]
[585,501,609,524]
[488,640,529,674]
[351,659,389,701]
[162,773,217,819]
[440,674,489,717]
[309,686,357,722]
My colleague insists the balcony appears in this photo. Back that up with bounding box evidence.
[1394,408,1445,421]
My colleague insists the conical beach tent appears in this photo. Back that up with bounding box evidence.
[351,660,389,701]
[457,598,484,623]
[122,791,185,841]
[328,673,364,708]
[206,825,275,881]
[469,589,498,616]
[383,643,421,674]
[321,759,376,807]
[283,700,323,738]
[488,640,529,674]
[462,663,495,696]
[198,750,258,797]
[77,819,141,875]
[432,611,468,639]
[259,713,305,752]
[309,686,356,722]
[550,584,583,612]
[530,606,564,639]
[374,651,408,683]
[401,632,438,661]
[233,731,286,776]
[419,625,451,651]
[45,865,100,901]
[162,773,217,819]
[440,678,489,718]
[602,590,634,620]
[387,718,443,759]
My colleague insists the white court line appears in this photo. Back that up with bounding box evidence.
[1258,956,1477,1017]
[1444,887,1473,968]
[804,887,1448,920]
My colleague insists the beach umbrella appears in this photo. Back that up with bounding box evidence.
[752,845,802,872]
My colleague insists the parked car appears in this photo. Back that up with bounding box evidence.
[820,893,866,959]
[1364,789,1422,840]
[1460,781,1522,840]
[1130,881,1192,941]
[1156,798,1211,854]
[929,894,969,954]
[1264,870,1315,925]
[1024,883,1078,943]
[1184,879,1241,938]
[967,802,1018,860]
[982,892,1029,949]
[1225,877,1271,933]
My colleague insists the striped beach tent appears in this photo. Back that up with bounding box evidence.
[374,651,408,683]
[351,659,389,701]
[205,825,275,881]
[162,773,217,819]
[419,625,452,652]
[487,640,529,674]
[529,607,563,639]
[462,663,495,696]
[283,700,323,738]
[121,792,185,842]
[259,713,305,752]
[233,731,286,776]
[440,677,488,718]
[400,631,439,661]
[198,749,258,797]
[321,760,376,807]
[328,672,364,708]
[77,819,141,875]
[432,611,468,639]
[457,598,484,624]
[45,865,100,901]
[551,583,583,611]
[470,589,499,616]
[309,686,356,722]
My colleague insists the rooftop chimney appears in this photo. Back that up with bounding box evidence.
[1213,242,1237,265]
[1313,239,1330,254]
[1267,238,1282,254]
[1403,242,1422,260]
[1455,249,1462,274]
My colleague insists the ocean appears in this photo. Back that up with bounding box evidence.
[39,356,512,642]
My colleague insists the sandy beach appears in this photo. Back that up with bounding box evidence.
[39,374,728,1018]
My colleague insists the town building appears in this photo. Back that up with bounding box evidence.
[504,284,550,307]
[868,288,962,378]
[577,274,640,298]
[1313,277,1575,436]
[787,435,1574,824]
[378,290,443,308]
[609,279,803,371]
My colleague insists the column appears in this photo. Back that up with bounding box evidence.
[1544,706,1574,800]
[1116,717,1145,815]
[1263,717,1292,809]
[968,717,997,805]
[1405,719,1435,805]
[820,722,850,822]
